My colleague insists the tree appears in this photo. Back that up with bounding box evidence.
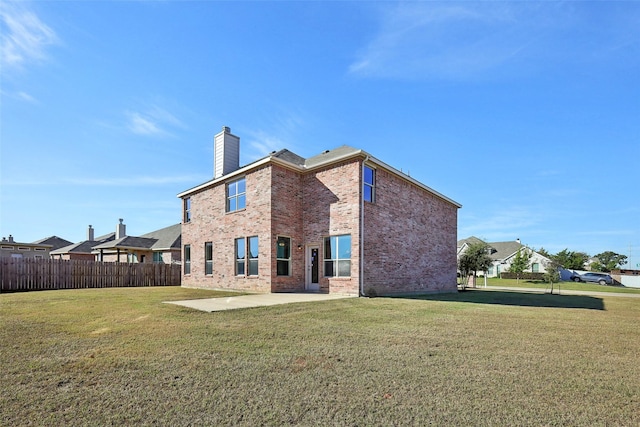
[590,251,627,272]
[508,248,532,284]
[551,249,589,270]
[543,260,561,294]
[536,247,551,258]
[458,242,493,290]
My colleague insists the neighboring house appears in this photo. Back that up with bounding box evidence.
[0,235,52,259]
[178,126,461,296]
[91,221,181,264]
[457,236,552,277]
[32,236,73,252]
[51,225,115,260]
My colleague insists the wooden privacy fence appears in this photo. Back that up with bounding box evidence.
[0,258,181,292]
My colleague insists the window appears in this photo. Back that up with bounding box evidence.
[153,252,164,264]
[235,236,259,276]
[235,238,245,275]
[184,197,191,223]
[364,165,375,202]
[248,236,259,276]
[205,242,213,275]
[184,245,191,274]
[532,263,540,273]
[276,236,291,276]
[227,178,246,212]
[324,234,351,277]
[487,266,494,275]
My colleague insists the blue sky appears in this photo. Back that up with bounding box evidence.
[1,1,639,267]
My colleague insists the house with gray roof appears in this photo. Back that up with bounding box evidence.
[457,236,551,277]
[92,221,181,264]
[51,225,115,260]
[178,126,461,296]
[32,236,74,252]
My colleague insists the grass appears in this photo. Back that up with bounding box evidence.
[2,286,639,426]
[472,276,640,294]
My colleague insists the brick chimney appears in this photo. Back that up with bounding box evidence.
[87,225,95,241]
[116,219,126,239]
[214,126,240,179]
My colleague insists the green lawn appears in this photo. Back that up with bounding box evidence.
[2,286,639,426]
[470,276,640,294]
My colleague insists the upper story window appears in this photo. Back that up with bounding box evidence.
[227,178,246,212]
[324,234,352,277]
[184,198,191,223]
[364,165,375,203]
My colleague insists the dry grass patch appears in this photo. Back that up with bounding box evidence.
[1,287,639,426]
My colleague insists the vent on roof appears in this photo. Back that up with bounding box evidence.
[214,126,240,179]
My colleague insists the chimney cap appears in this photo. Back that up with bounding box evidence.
[119,218,124,224]
[222,126,231,133]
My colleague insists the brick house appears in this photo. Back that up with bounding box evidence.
[178,127,461,296]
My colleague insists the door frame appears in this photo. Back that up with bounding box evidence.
[305,245,320,291]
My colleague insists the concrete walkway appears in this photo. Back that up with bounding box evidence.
[164,292,357,312]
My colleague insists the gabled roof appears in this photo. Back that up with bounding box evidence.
[32,236,74,251]
[485,241,524,261]
[140,223,181,250]
[92,236,159,251]
[304,145,363,169]
[91,224,181,252]
[178,144,461,208]
[457,236,485,249]
[51,232,115,255]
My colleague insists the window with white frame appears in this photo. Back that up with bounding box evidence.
[227,178,246,212]
[532,263,539,273]
[364,165,375,203]
[276,236,291,276]
[324,234,351,277]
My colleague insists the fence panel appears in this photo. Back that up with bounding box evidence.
[0,258,181,292]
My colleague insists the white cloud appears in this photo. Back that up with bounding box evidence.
[349,2,639,80]
[0,2,58,71]
[16,91,38,104]
[242,111,307,161]
[125,105,185,137]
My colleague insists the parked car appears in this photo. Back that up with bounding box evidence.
[570,272,613,285]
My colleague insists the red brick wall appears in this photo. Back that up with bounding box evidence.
[181,166,273,292]
[303,160,361,294]
[363,167,458,295]
[180,156,457,296]
[270,165,305,292]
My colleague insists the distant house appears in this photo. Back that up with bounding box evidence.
[51,221,181,264]
[91,221,181,264]
[0,235,52,259]
[32,236,73,252]
[178,126,461,296]
[457,236,551,277]
[51,225,115,260]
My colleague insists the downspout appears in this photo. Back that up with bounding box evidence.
[360,156,369,297]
